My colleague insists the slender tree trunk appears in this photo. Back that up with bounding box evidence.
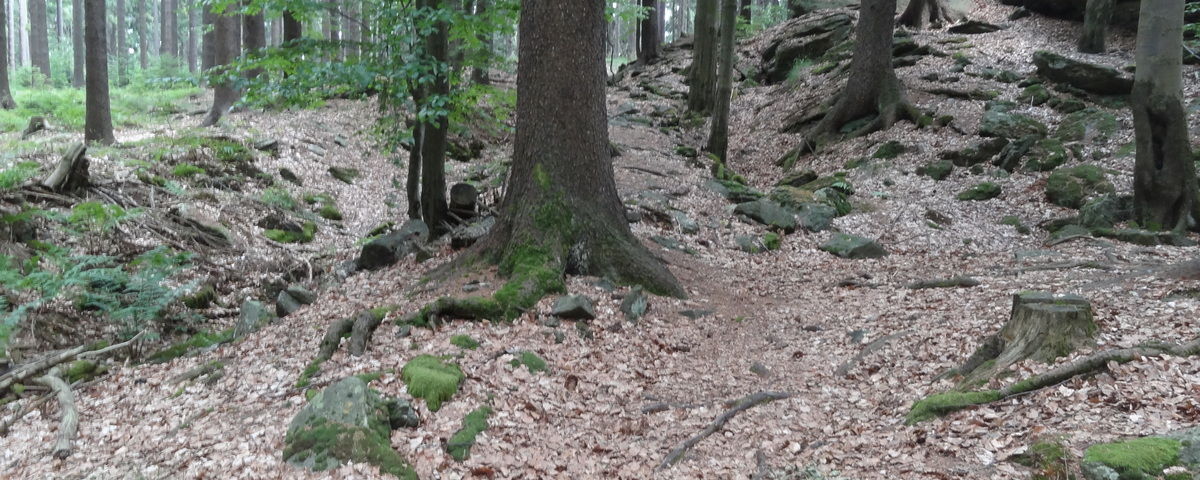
[17,0,27,67]
[414,0,448,233]
[71,0,82,85]
[159,0,174,58]
[1132,0,1195,231]
[637,0,659,64]
[200,6,213,69]
[814,0,915,140]
[186,5,195,72]
[1078,0,1113,54]
[241,1,263,78]
[27,0,48,79]
[471,0,490,84]
[706,0,737,161]
[282,10,300,45]
[54,0,60,42]
[898,0,960,29]
[115,0,126,85]
[200,6,239,126]
[135,0,146,68]
[688,0,717,113]
[343,0,358,58]
[84,0,114,144]
[739,0,750,22]
[0,0,15,109]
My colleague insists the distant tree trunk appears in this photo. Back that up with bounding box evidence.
[135,0,146,68]
[470,0,491,84]
[282,10,300,45]
[688,0,717,114]
[897,0,961,29]
[28,0,48,80]
[200,6,239,126]
[71,0,83,85]
[344,0,358,58]
[1132,0,1195,231]
[706,0,737,161]
[115,0,126,85]
[159,0,174,58]
[84,0,114,144]
[186,5,196,72]
[415,0,449,233]
[813,0,916,140]
[17,0,28,67]
[1078,0,1113,54]
[242,1,263,78]
[739,0,750,22]
[200,7,213,69]
[0,0,15,109]
[54,0,61,41]
[637,0,658,63]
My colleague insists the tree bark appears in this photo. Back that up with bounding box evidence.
[200,6,213,70]
[470,0,491,84]
[115,0,126,85]
[135,0,146,69]
[1078,0,1113,53]
[1132,0,1195,231]
[27,0,49,80]
[0,0,14,109]
[84,0,114,144]
[159,0,174,58]
[813,0,916,140]
[186,5,196,72]
[71,0,83,86]
[241,1,264,79]
[468,0,683,296]
[200,6,239,126]
[344,0,359,58]
[638,0,659,64]
[415,0,449,233]
[897,0,961,30]
[17,0,27,67]
[282,10,301,45]
[705,0,737,161]
[688,0,717,114]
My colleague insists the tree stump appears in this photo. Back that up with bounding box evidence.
[954,292,1097,388]
[448,183,478,222]
[21,116,46,139]
[41,143,89,192]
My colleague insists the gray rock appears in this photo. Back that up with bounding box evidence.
[794,202,836,232]
[234,299,272,338]
[277,291,304,317]
[670,211,700,234]
[357,220,430,270]
[283,377,417,478]
[734,199,797,233]
[1033,50,1133,95]
[979,101,1048,139]
[940,137,1009,167]
[776,169,819,188]
[552,295,596,320]
[736,235,765,253]
[1079,195,1132,229]
[286,286,316,304]
[328,166,361,184]
[450,216,495,249]
[620,287,649,322]
[820,233,887,259]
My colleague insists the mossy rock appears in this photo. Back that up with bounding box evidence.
[318,204,343,221]
[182,284,217,309]
[1048,95,1087,114]
[940,137,1009,167]
[820,233,887,259]
[1010,439,1072,479]
[1000,215,1031,234]
[510,351,547,373]
[704,179,764,203]
[1046,165,1115,209]
[450,335,480,350]
[734,199,797,233]
[1079,194,1133,229]
[447,406,492,462]
[283,377,418,479]
[872,141,907,159]
[265,222,317,243]
[917,160,954,181]
[1054,108,1118,144]
[957,182,1002,201]
[328,167,361,184]
[979,101,1048,139]
[1017,84,1052,106]
[776,169,819,188]
[400,355,464,412]
[1083,436,1183,480]
[1024,138,1068,172]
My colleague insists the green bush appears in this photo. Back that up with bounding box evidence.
[67,202,141,233]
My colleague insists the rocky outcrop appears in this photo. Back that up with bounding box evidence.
[1032,50,1133,95]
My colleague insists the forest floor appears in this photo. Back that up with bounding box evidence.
[4,3,1200,480]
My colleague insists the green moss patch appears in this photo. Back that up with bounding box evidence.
[510,351,547,373]
[400,355,464,412]
[905,390,1001,425]
[147,329,234,363]
[265,222,317,244]
[450,335,480,350]
[1084,437,1182,479]
[872,141,908,159]
[171,163,206,178]
[957,182,1002,201]
[182,284,217,309]
[447,406,493,462]
[1046,165,1115,209]
[1010,439,1071,479]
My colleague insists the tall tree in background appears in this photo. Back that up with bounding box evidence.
[71,0,83,86]
[637,0,658,64]
[739,0,750,22]
[811,0,916,141]
[136,0,147,68]
[687,0,717,114]
[54,0,61,41]
[186,6,196,71]
[200,6,214,70]
[418,0,684,321]
[200,5,239,126]
[1131,0,1195,231]
[706,0,736,161]
[898,0,960,29]
[27,0,49,79]
[470,0,491,84]
[408,0,450,231]
[0,0,15,109]
[1078,0,1113,53]
[343,0,358,58]
[84,0,114,144]
[242,1,264,78]
[116,0,127,85]
[282,10,300,44]
[160,0,175,58]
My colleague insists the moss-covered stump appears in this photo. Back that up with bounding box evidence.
[447,406,493,462]
[283,377,418,479]
[401,355,464,412]
[953,292,1097,388]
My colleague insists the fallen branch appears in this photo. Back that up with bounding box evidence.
[658,392,794,470]
[34,367,77,459]
[835,330,914,377]
[0,332,143,393]
[0,393,54,437]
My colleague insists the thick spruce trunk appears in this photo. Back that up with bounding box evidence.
[705,0,737,161]
[84,0,114,144]
[688,0,718,114]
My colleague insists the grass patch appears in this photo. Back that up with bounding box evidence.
[449,335,480,350]
[1084,437,1181,478]
[510,351,547,373]
[0,161,40,190]
[146,329,234,364]
[260,187,299,210]
[0,84,198,131]
[400,355,464,412]
[264,222,317,244]
[171,163,206,178]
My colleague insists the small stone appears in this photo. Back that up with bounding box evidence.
[620,287,649,322]
[820,233,887,259]
[734,199,797,233]
[234,300,272,338]
[328,167,361,184]
[957,182,1002,201]
[750,362,772,378]
[552,295,596,320]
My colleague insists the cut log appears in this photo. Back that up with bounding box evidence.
[41,143,89,192]
[953,291,1096,388]
[448,183,478,221]
[21,116,47,139]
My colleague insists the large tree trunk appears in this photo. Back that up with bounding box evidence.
[1078,0,1113,54]
[200,7,239,126]
[200,6,214,70]
[467,0,683,297]
[186,5,196,72]
[241,1,264,78]
[0,0,14,109]
[135,0,146,69]
[1131,0,1195,231]
[115,0,126,85]
[415,0,449,233]
[706,0,737,161]
[84,0,114,144]
[27,0,48,80]
[71,0,83,86]
[897,0,961,29]
[813,0,916,140]
[638,0,659,64]
[159,0,174,58]
[688,0,717,114]
[282,10,301,45]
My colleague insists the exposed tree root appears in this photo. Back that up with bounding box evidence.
[34,367,78,459]
[658,392,794,470]
[907,337,1200,424]
[0,331,143,394]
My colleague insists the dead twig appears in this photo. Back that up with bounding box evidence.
[658,391,794,470]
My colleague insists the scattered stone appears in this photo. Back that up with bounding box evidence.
[651,235,693,254]
[1024,138,1069,172]
[704,179,764,203]
[820,233,887,259]
[277,286,316,317]
[736,235,766,253]
[1017,84,1052,106]
[793,202,836,232]
[957,182,1002,201]
[1032,50,1134,95]
[947,20,1002,34]
[906,277,980,289]
[1048,95,1087,114]
[279,168,302,185]
[1000,215,1031,234]
[670,211,700,234]
[1054,108,1118,144]
[450,216,495,249]
[749,362,772,378]
[917,160,955,181]
[995,135,1039,172]
[979,101,1048,139]
[872,141,907,159]
[357,220,430,270]
[1046,165,1115,209]
[234,300,272,338]
[552,295,597,320]
[1079,194,1133,229]
[734,199,797,233]
[679,309,713,320]
[328,166,361,184]
[776,169,819,188]
[940,137,1009,167]
[253,138,280,152]
[621,287,649,322]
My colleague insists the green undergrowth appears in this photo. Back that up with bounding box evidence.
[264,222,317,243]
[905,390,1001,425]
[450,335,480,350]
[408,245,565,325]
[400,355,464,412]
[1084,437,1182,479]
[447,405,492,462]
[1010,439,1071,480]
[510,351,547,373]
[146,329,234,364]
[0,85,199,132]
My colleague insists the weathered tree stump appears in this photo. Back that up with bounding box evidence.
[41,143,89,192]
[21,116,46,139]
[953,292,1097,387]
[448,183,478,222]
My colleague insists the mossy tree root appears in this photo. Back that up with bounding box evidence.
[298,308,393,388]
[907,336,1200,424]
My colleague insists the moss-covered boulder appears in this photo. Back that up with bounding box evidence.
[283,377,418,479]
[328,167,361,184]
[1079,194,1133,229]
[872,141,908,159]
[1054,108,1118,144]
[704,179,764,203]
[400,355,464,412]
[917,160,954,180]
[940,137,1009,167]
[979,101,1048,139]
[776,169,819,188]
[1032,50,1134,96]
[1046,165,1115,209]
[734,199,798,233]
[1017,84,1052,106]
[957,182,1002,201]
[1024,138,1069,172]
[1082,436,1187,480]
[820,233,887,259]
